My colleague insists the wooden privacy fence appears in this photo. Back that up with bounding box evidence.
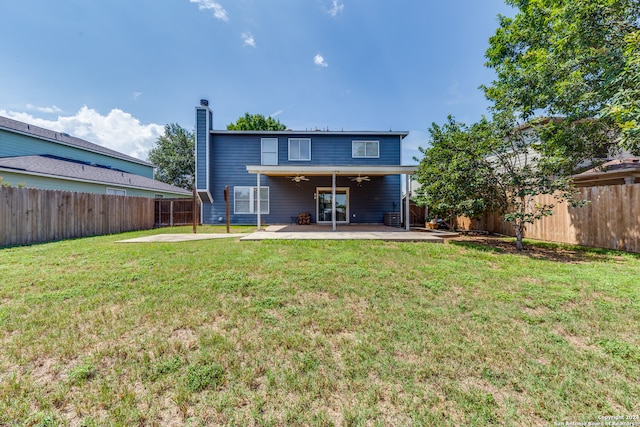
[0,186,155,247]
[458,184,640,253]
[154,198,200,227]
[409,203,426,226]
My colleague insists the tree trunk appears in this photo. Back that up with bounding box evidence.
[514,223,524,251]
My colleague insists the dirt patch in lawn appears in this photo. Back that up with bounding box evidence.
[448,235,609,263]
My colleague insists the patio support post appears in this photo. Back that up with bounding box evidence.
[256,172,261,231]
[332,173,336,231]
[405,174,410,231]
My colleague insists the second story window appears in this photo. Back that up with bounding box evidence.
[289,138,311,161]
[261,138,278,165]
[352,141,379,158]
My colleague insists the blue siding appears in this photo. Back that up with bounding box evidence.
[195,108,208,191]
[202,132,404,225]
[205,133,261,224]
[273,133,401,166]
[0,130,153,178]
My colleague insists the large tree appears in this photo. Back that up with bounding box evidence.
[415,113,585,251]
[417,0,639,250]
[148,123,195,190]
[413,116,504,227]
[227,113,286,131]
[603,30,640,150]
[488,112,586,250]
[484,0,640,153]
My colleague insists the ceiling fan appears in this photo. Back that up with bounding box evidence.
[287,175,310,183]
[349,175,371,183]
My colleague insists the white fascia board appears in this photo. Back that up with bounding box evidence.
[213,130,409,138]
[246,165,417,176]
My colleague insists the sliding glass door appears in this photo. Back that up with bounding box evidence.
[316,187,349,223]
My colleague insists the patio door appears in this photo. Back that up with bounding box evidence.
[316,187,349,223]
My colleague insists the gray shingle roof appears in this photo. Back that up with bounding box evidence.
[0,155,190,195]
[0,115,153,167]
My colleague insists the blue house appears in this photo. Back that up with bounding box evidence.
[0,116,190,198]
[195,100,417,230]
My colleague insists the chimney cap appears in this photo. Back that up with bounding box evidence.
[200,99,209,107]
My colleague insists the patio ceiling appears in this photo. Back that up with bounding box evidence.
[246,165,418,176]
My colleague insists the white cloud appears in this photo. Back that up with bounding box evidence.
[0,106,164,161]
[314,53,328,67]
[241,32,256,48]
[327,0,344,17]
[190,0,229,22]
[26,104,62,114]
[132,91,142,100]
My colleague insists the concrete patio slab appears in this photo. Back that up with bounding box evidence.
[240,231,444,242]
[240,224,446,242]
[117,233,248,243]
[116,225,455,243]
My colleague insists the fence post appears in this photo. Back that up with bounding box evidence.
[192,185,197,234]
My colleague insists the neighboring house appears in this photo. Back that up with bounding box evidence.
[194,100,417,229]
[0,116,190,198]
[573,157,640,187]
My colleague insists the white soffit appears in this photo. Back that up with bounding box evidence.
[246,165,417,176]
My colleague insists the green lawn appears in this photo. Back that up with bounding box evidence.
[1,227,638,426]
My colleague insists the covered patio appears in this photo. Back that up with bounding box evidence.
[246,165,418,231]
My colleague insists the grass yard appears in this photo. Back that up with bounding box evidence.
[0,226,639,426]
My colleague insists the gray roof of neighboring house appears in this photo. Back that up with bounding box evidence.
[0,115,153,167]
[0,155,190,195]
[579,157,640,174]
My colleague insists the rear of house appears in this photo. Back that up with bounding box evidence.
[195,100,416,228]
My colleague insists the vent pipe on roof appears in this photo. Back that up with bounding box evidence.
[200,99,209,107]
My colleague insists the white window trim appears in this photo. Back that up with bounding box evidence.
[234,186,270,214]
[106,188,126,196]
[352,140,380,158]
[288,138,311,161]
[261,138,278,165]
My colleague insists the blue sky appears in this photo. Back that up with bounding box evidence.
[0,0,513,164]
